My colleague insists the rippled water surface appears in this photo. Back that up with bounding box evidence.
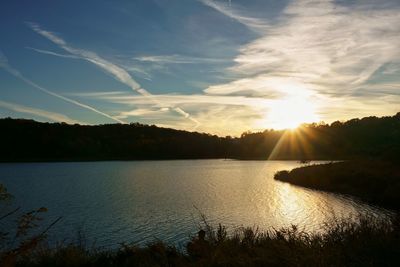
[0,160,392,248]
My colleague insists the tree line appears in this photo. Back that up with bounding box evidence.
[0,112,399,161]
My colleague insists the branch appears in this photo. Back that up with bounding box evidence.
[0,207,20,221]
[39,216,62,237]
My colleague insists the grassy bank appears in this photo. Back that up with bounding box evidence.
[2,182,400,266]
[2,215,399,267]
[274,160,400,210]
[3,160,400,266]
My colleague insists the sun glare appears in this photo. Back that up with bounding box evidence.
[267,97,319,130]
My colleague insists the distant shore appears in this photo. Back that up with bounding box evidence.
[1,113,399,162]
[274,160,400,210]
[0,158,331,163]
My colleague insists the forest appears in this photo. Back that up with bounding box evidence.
[0,113,399,162]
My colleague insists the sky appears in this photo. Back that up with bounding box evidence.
[1,0,399,136]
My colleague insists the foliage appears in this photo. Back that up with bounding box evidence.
[275,160,400,209]
[0,185,60,267]
[6,214,400,267]
[1,184,400,266]
[0,112,399,161]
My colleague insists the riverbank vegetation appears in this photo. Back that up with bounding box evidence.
[275,160,400,210]
[1,183,400,267]
[1,214,399,267]
[1,112,399,161]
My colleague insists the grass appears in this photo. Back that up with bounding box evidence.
[3,161,400,267]
[274,160,400,210]
[0,214,398,267]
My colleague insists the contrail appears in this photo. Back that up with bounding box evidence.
[28,22,200,127]
[26,46,79,59]
[0,51,125,124]
[0,100,85,125]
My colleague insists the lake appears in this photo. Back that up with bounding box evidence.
[0,160,392,249]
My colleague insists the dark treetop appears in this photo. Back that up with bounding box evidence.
[0,113,399,162]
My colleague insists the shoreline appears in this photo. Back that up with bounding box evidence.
[3,214,400,267]
[274,160,400,210]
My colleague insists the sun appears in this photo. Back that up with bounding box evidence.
[267,97,319,130]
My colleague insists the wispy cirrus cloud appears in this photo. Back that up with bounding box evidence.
[200,0,400,124]
[181,105,264,135]
[73,88,400,135]
[200,0,269,32]
[229,0,400,85]
[28,22,200,126]
[134,54,228,64]
[0,100,85,124]
[115,107,170,119]
[0,50,124,124]
[72,91,271,108]
[26,47,79,59]
[14,1,400,134]
[28,22,142,91]
[27,46,153,81]
[71,91,272,134]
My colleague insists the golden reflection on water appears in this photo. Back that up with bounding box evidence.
[269,175,387,232]
[190,160,386,234]
[270,181,333,230]
[274,183,307,224]
[1,160,393,247]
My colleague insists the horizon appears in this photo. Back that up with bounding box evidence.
[2,111,399,138]
[1,0,400,135]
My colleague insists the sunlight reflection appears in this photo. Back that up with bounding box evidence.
[274,184,315,225]
[271,181,330,230]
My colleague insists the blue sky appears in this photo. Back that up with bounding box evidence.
[1,0,399,135]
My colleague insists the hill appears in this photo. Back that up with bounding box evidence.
[0,113,399,161]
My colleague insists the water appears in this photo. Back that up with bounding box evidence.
[0,160,392,248]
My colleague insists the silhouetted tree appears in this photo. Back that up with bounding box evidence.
[0,113,399,161]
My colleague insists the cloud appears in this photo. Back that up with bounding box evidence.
[200,0,400,125]
[134,54,228,64]
[0,51,125,123]
[75,91,271,108]
[16,1,400,134]
[72,91,271,135]
[200,0,269,32]
[68,91,128,97]
[28,22,199,126]
[0,100,85,124]
[27,47,153,80]
[26,47,79,59]
[123,65,153,81]
[183,105,265,135]
[120,105,264,136]
[115,107,170,119]
[204,75,319,98]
